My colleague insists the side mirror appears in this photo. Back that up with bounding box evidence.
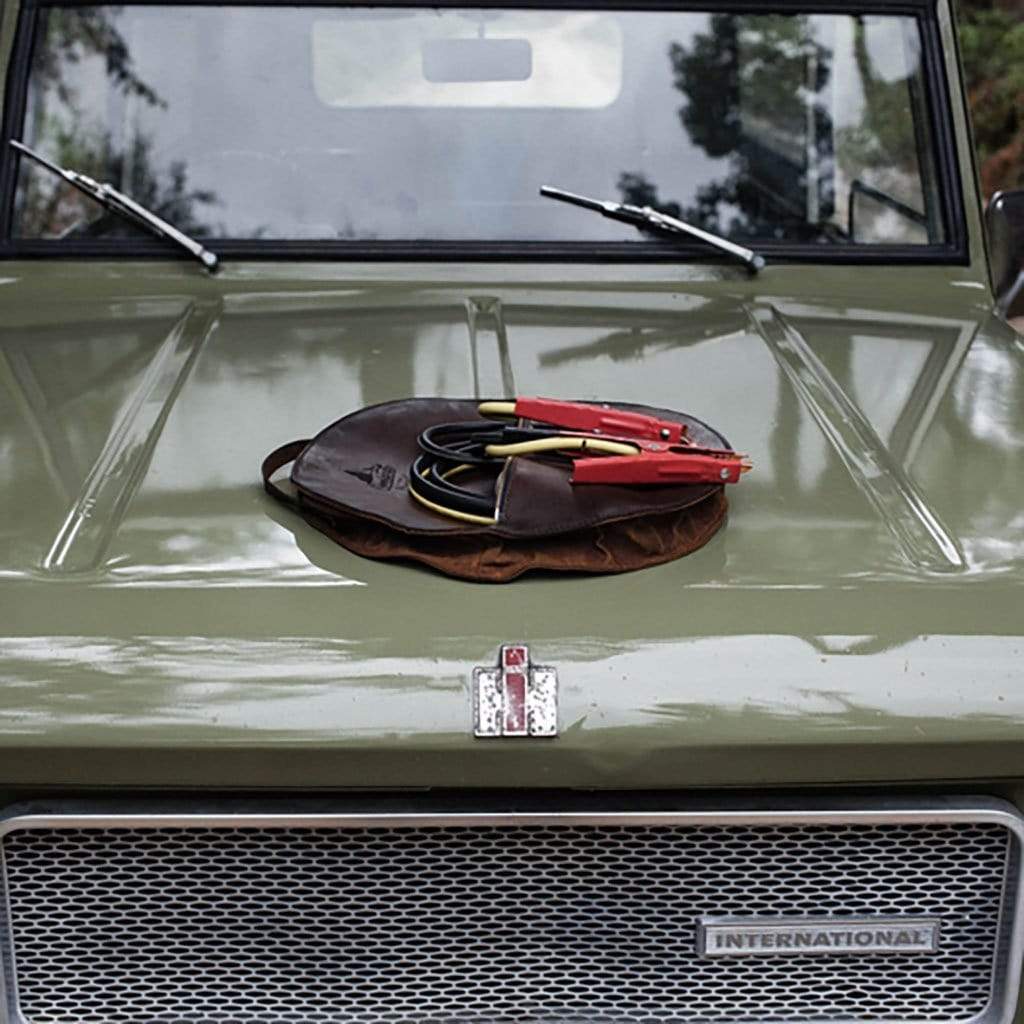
[985,190,1024,316]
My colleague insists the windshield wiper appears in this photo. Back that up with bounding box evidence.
[9,140,218,272]
[540,185,764,274]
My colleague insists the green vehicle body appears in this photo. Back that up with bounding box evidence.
[0,0,1022,815]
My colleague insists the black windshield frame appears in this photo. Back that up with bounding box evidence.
[0,0,968,265]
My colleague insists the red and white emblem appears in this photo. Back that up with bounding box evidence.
[473,645,558,738]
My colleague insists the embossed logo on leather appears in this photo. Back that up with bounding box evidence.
[344,464,404,491]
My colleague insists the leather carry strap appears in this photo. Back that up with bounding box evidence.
[261,440,310,511]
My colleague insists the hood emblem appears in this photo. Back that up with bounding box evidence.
[473,645,558,738]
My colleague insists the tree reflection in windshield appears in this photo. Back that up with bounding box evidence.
[617,13,936,245]
[16,7,218,240]
[618,14,838,242]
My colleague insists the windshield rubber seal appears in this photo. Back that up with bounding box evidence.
[0,0,36,245]
[0,0,969,266]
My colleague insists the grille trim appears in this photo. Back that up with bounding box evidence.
[1,802,1023,1024]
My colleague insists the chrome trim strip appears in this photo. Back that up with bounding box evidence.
[1,805,1023,834]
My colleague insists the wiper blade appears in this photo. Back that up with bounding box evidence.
[540,185,764,274]
[9,140,218,272]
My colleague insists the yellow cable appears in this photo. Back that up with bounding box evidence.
[408,464,498,525]
[410,434,640,524]
[484,436,638,458]
[478,400,516,418]
[408,485,497,525]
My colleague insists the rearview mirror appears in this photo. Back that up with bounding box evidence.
[422,37,532,83]
[986,189,1024,317]
[312,13,621,109]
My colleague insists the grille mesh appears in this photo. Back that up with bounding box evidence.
[0,819,1014,1023]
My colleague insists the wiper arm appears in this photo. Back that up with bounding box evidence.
[540,185,764,274]
[9,140,218,272]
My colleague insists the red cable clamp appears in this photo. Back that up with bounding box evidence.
[573,444,750,486]
[513,397,689,445]
[489,397,751,485]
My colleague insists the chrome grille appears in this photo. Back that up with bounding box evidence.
[0,810,1021,1024]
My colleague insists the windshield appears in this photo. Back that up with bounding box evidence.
[10,5,947,250]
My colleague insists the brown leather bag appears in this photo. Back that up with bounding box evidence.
[262,398,728,582]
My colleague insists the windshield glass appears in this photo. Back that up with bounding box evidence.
[11,5,946,248]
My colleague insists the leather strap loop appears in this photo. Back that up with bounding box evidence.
[261,440,310,511]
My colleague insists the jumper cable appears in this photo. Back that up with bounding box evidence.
[476,398,751,485]
[408,399,750,525]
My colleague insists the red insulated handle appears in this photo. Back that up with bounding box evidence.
[572,453,744,485]
[514,397,687,444]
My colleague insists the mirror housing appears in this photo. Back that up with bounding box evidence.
[986,189,1024,316]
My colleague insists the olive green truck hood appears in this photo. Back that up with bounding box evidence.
[1,261,1023,790]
